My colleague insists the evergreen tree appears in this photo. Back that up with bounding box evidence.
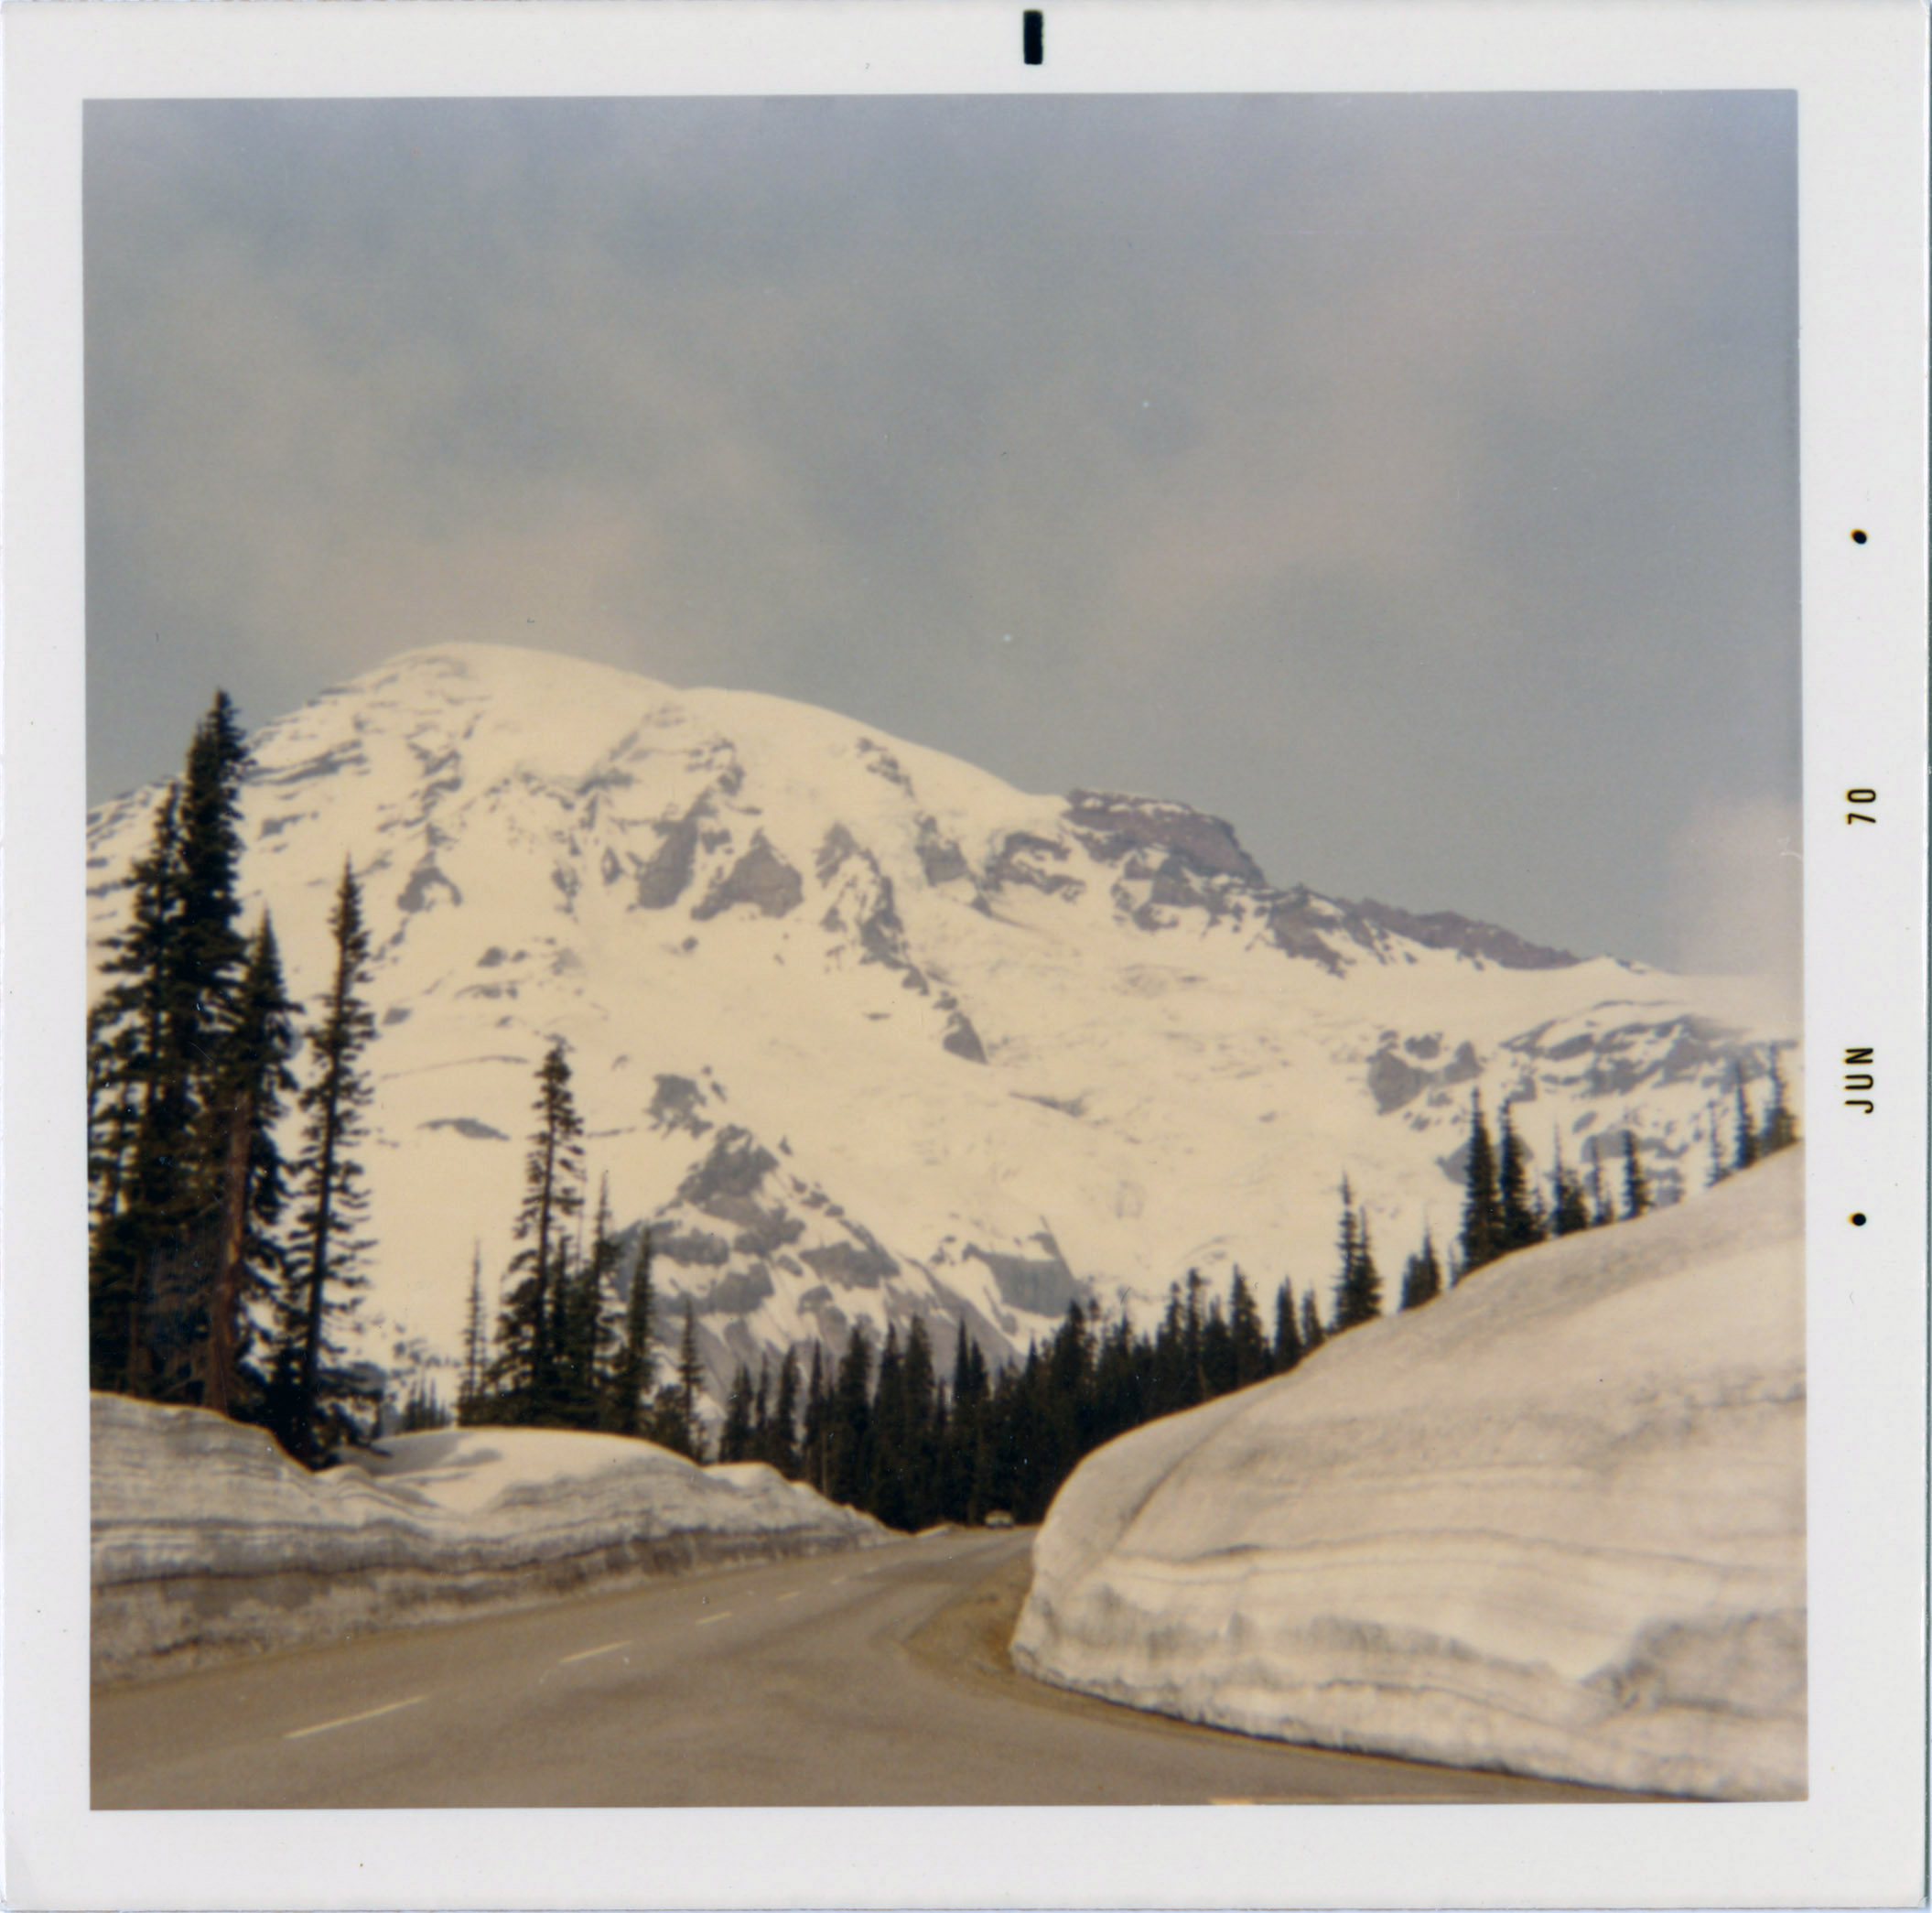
[720,1363,755,1462]
[801,1341,829,1494]
[750,1358,772,1463]
[827,1324,872,1507]
[1398,1231,1443,1310]
[490,1042,586,1421]
[1549,1135,1591,1237]
[768,1346,802,1478]
[270,862,377,1465]
[1589,1152,1615,1227]
[196,915,300,1416]
[1271,1278,1304,1371]
[1622,1129,1651,1221]
[1181,1270,1207,1405]
[606,1227,657,1436]
[1200,1295,1236,1397]
[1732,1067,1762,1173]
[1706,1103,1731,1188]
[1496,1104,1544,1255]
[1332,1183,1382,1332]
[1300,1289,1327,1354]
[899,1317,939,1527]
[459,1246,489,1420]
[1761,1048,1798,1155]
[868,1324,910,1526]
[1458,1092,1503,1275]
[675,1297,706,1456]
[90,793,195,1398]
[556,1173,619,1428]
[1227,1270,1270,1386]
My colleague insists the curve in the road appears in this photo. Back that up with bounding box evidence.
[93,1528,1646,1808]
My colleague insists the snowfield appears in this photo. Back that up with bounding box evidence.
[91,1396,885,1680]
[1011,1149,1805,1801]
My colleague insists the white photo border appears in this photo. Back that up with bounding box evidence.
[5,3,1926,1907]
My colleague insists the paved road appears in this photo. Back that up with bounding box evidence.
[94,1529,1626,1807]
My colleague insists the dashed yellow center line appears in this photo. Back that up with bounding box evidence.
[558,1639,631,1666]
[284,1695,426,1741]
[775,1591,801,1603]
[696,1612,734,1627]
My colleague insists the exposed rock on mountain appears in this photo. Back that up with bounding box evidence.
[86,643,1799,1406]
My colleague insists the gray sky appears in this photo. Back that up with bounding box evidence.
[86,92,1799,969]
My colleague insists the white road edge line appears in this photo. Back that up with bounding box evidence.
[558,1639,632,1665]
[284,1694,427,1741]
[695,1612,734,1627]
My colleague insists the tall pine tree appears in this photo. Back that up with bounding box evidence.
[459,1245,489,1420]
[1622,1129,1651,1221]
[491,1042,586,1422]
[196,915,301,1416]
[1398,1231,1443,1310]
[1760,1048,1798,1155]
[1331,1182,1382,1331]
[606,1227,657,1435]
[1496,1104,1545,1256]
[1549,1133,1592,1236]
[1272,1278,1304,1371]
[1458,1092,1503,1276]
[1732,1066,1762,1173]
[270,862,377,1465]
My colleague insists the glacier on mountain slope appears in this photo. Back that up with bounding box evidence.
[86,643,1802,1406]
[1010,1149,1806,1801]
[91,1394,884,1679]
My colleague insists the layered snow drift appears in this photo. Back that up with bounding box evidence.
[92,1396,884,1680]
[1011,1150,1805,1800]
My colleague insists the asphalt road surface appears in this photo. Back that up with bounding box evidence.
[94,1529,1631,1807]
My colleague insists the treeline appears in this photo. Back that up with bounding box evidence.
[88,694,382,1466]
[459,1050,1801,1534]
[458,1043,707,1458]
[710,1073,1802,1531]
[1452,1061,1796,1284]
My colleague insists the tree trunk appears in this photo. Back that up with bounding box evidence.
[202,1088,254,1417]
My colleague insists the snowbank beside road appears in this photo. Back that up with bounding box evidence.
[92,1400,884,1680]
[1011,1150,1806,1800]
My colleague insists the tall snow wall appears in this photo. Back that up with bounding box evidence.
[1011,1149,1805,1800]
[92,1398,884,1681]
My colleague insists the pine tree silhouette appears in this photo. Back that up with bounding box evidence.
[1761,1047,1798,1155]
[1732,1066,1762,1173]
[1399,1231,1443,1310]
[271,863,377,1465]
[1272,1278,1304,1371]
[1458,1092,1503,1274]
[490,1043,586,1423]
[1622,1129,1651,1221]
[1496,1104,1545,1255]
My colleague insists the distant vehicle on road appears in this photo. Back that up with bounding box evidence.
[983,1510,1016,1529]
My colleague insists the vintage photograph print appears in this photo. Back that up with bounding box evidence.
[85,90,1806,1810]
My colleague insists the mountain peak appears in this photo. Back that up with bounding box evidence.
[88,645,1796,1410]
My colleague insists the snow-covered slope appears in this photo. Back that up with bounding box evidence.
[86,643,1800,1405]
[1010,1148,1806,1801]
[91,1394,884,1678]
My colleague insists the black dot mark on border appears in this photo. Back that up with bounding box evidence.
[1850,1212,1868,1227]
[1851,529,1868,544]
[1023,11,1043,64]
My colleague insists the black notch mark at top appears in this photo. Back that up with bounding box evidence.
[1851,528,1869,544]
[1023,11,1043,64]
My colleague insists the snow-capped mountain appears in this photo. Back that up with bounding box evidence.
[86,643,1800,1404]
